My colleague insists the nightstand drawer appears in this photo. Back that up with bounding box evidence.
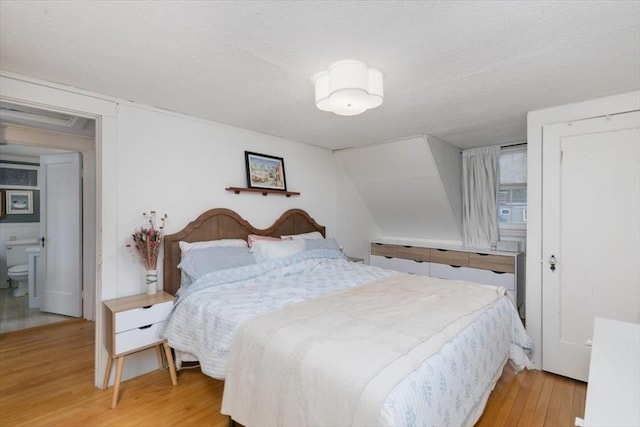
[115,301,173,333]
[114,321,166,355]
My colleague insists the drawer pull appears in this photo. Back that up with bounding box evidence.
[475,253,489,256]
[403,245,412,248]
[375,243,383,245]
[139,324,152,330]
[450,265,462,268]
[413,260,423,263]
[491,270,506,274]
[384,256,393,259]
[437,249,448,252]
[142,305,152,309]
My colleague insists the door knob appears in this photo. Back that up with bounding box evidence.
[548,255,557,272]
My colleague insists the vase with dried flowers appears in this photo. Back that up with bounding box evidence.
[128,211,167,295]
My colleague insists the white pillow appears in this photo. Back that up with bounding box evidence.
[252,239,306,263]
[179,239,247,253]
[281,231,324,240]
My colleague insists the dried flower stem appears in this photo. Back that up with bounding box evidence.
[129,211,168,270]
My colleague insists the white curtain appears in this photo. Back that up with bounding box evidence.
[462,145,500,249]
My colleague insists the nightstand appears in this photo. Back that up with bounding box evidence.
[102,291,177,408]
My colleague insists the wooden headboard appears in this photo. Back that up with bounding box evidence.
[163,208,326,296]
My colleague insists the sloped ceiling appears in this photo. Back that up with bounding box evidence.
[1,1,639,150]
[336,136,463,243]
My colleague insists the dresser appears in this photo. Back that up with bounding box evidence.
[370,242,525,313]
[102,291,177,408]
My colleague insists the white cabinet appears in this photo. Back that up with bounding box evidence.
[371,242,525,312]
[102,292,177,408]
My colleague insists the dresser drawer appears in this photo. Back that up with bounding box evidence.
[370,255,430,275]
[370,243,399,257]
[430,249,469,267]
[465,268,515,291]
[430,263,468,281]
[114,321,166,355]
[430,264,515,291]
[392,258,430,275]
[370,254,396,270]
[115,300,173,333]
[397,246,431,262]
[468,253,515,273]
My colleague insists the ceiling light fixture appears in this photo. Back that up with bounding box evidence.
[312,60,383,116]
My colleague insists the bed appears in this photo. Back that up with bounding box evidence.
[161,208,533,427]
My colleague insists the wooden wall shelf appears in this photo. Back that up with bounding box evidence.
[225,187,300,197]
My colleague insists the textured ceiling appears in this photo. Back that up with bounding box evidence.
[1,1,639,150]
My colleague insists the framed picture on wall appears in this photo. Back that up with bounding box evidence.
[244,151,287,191]
[6,190,33,215]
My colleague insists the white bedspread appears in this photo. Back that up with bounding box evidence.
[221,273,509,427]
[162,250,395,378]
[162,250,533,426]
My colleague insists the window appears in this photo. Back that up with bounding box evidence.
[0,163,39,190]
[498,145,527,227]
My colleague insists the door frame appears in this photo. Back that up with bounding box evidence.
[0,71,119,387]
[2,127,94,317]
[526,90,640,368]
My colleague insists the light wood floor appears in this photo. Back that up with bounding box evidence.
[0,320,587,426]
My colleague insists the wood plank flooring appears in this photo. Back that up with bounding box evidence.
[0,320,587,426]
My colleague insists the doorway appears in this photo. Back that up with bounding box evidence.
[541,111,640,381]
[0,102,96,333]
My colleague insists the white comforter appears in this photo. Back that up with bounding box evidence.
[162,249,533,426]
[222,273,510,426]
[162,250,395,378]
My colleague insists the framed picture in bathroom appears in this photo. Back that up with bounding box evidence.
[6,190,33,215]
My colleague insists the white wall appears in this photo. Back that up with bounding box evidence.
[526,90,640,367]
[1,71,373,385]
[110,103,346,381]
[334,160,381,263]
[428,135,463,233]
[115,103,342,295]
[335,135,463,247]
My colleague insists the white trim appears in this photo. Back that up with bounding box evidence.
[526,89,640,368]
[0,70,118,388]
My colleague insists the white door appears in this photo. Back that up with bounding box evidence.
[40,152,82,317]
[542,111,640,381]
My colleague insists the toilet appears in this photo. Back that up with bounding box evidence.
[8,264,29,297]
[5,239,39,297]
